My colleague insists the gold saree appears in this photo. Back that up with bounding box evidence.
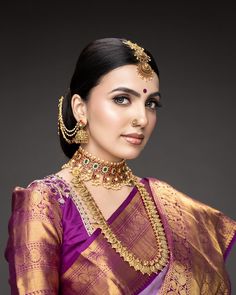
[5,176,236,294]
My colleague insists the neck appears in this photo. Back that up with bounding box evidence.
[80,144,124,163]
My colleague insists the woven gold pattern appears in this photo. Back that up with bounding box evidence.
[70,167,169,275]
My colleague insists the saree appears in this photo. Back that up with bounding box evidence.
[5,175,236,294]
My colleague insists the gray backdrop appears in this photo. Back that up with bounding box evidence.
[1,1,235,293]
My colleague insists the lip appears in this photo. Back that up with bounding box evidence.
[121,133,144,145]
[121,133,144,139]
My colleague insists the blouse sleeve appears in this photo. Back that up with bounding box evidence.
[5,181,63,295]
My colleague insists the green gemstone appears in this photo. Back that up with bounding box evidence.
[83,158,90,165]
[93,163,99,170]
[102,166,109,173]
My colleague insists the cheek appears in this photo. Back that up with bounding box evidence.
[89,102,125,129]
[147,114,157,136]
[148,114,157,133]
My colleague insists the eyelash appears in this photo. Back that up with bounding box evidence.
[112,95,162,110]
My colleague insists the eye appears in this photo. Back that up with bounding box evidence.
[146,99,162,110]
[112,95,130,105]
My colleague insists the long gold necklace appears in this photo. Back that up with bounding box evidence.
[65,148,169,275]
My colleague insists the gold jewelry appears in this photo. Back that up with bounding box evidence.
[62,146,133,190]
[132,119,138,127]
[63,147,169,274]
[122,40,154,81]
[73,121,89,144]
[58,96,89,144]
[70,168,169,275]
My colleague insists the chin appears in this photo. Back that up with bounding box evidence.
[116,147,143,160]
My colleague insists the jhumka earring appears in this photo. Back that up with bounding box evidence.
[73,120,89,144]
[122,40,154,81]
[58,96,89,144]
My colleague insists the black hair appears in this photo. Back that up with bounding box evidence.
[59,37,160,158]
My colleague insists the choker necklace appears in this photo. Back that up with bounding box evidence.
[62,146,169,275]
[62,146,134,190]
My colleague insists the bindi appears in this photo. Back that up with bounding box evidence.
[143,88,147,93]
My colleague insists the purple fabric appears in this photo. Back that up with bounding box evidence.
[6,173,236,294]
[107,184,138,225]
[44,175,171,291]
[138,263,169,295]
[49,175,144,274]
[60,198,90,274]
[40,175,171,294]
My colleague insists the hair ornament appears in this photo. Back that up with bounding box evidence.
[122,40,154,81]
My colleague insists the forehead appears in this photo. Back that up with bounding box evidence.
[96,64,159,92]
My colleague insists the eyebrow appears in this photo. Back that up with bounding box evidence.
[108,87,161,99]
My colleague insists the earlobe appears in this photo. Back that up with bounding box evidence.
[71,94,87,123]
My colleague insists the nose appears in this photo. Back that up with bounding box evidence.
[133,104,148,128]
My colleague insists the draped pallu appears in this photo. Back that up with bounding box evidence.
[5,176,236,294]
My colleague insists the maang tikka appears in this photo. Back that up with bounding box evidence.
[58,95,89,144]
[122,40,154,81]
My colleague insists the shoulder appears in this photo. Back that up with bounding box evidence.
[148,177,236,256]
[148,177,236,221]
[147,176,216,212]
[11,174,72,213]
[148,178,236,233]
[7,176,65,253]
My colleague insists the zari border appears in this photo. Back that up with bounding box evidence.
[149,179,192,295]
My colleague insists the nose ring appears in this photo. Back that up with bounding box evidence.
[132,119,139,127]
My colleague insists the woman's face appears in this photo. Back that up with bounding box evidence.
[79,64,160,162]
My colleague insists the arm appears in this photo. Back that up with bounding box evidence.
[5,181,63,295]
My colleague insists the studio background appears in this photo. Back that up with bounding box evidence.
[1,1,235,293]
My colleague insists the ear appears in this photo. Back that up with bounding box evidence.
[71,94,88,124]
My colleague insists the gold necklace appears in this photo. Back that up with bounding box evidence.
[63,146,133,190]
[64,148,169,275]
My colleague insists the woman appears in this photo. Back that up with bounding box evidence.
[5,38,236,294]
